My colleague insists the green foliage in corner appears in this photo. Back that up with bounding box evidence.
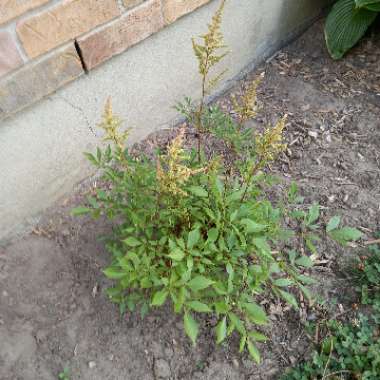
[73,1,361,363]
[325,0,379,59]
[282,238,380,379]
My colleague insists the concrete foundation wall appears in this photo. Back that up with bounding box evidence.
[0,0,326,241]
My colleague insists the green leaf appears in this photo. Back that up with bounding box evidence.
[273,278,293,287]
[247,339,261,363]
[123,236,142,247]
[279,290,299,309]
[241,219,267,233]
[253,238,272,259]
[151,289,168,306]
[325,0,377,60]
[228,312,246,335]
[187,276,214,291]
[243,302,268,325]
[216,317,227,344]
[249,331,268,342]
[184,312,199,345]
[329,227,362,245]
[239,335,247,353]
[168,248,185,261]
[188,186,208,197]
[326,215,341,232]
[295,255,314,268]
[71,206,91,216]
[187,229,200,250]
[187,301,211,313]
[103,267,126,280]
[207,228,219,244]
[306,204,320,225]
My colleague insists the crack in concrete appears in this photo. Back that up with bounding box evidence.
[58,95,96,137]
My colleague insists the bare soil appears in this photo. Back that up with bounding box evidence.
[1,20,379,380]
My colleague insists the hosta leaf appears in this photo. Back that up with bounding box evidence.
[216,317,227,344]
[187,276,214,291]
[247,339,261,364]
[326,215,341,232]
[184,312,199,345]
[243,302,268,325]
[355,0,380,8]
[151,289,168,306]
[325,0,377,59]
[187,301,211,313]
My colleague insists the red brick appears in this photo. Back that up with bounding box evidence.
[0,31,23,78]
[162,0,211,24]
[78,0,164,70]
[17,0,120,59]
[0,0,49,25]
[0,44,84,120]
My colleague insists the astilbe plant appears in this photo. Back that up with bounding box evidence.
[73,1,362,363]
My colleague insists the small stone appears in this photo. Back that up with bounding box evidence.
[154,358,171,379]
[308,131,318,139]
[88,361,96,369]
[232,358,239,368]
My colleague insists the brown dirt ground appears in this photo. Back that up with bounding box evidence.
[0,20,379,380]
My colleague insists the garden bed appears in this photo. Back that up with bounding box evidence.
[0,20,379,380]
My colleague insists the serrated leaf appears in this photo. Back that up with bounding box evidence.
[239,335,247,352]
[168,248,185,261]
[71,206,91,216]
[279,290,299,309]
[241,219,267,233]
[151,289,168,306]
[184,312,199,345]
[326,215,341,232]
[228,312,246,335]
[187,276,214,291]
[273,278,293,287]
[187,301,211,313]
[123,236,141,247]
[295,255,314,268]
[329,227,362,245]
[243,302,268,325]
[216,317,227,344]
[187,229,200,250]
[247,339,261,363]
[306,204,320,225]
[188,186,208,198]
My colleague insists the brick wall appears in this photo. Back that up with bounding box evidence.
[0,0,211,120]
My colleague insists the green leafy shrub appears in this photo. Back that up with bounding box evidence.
[325,0,379,59]
[73,1,361,362]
